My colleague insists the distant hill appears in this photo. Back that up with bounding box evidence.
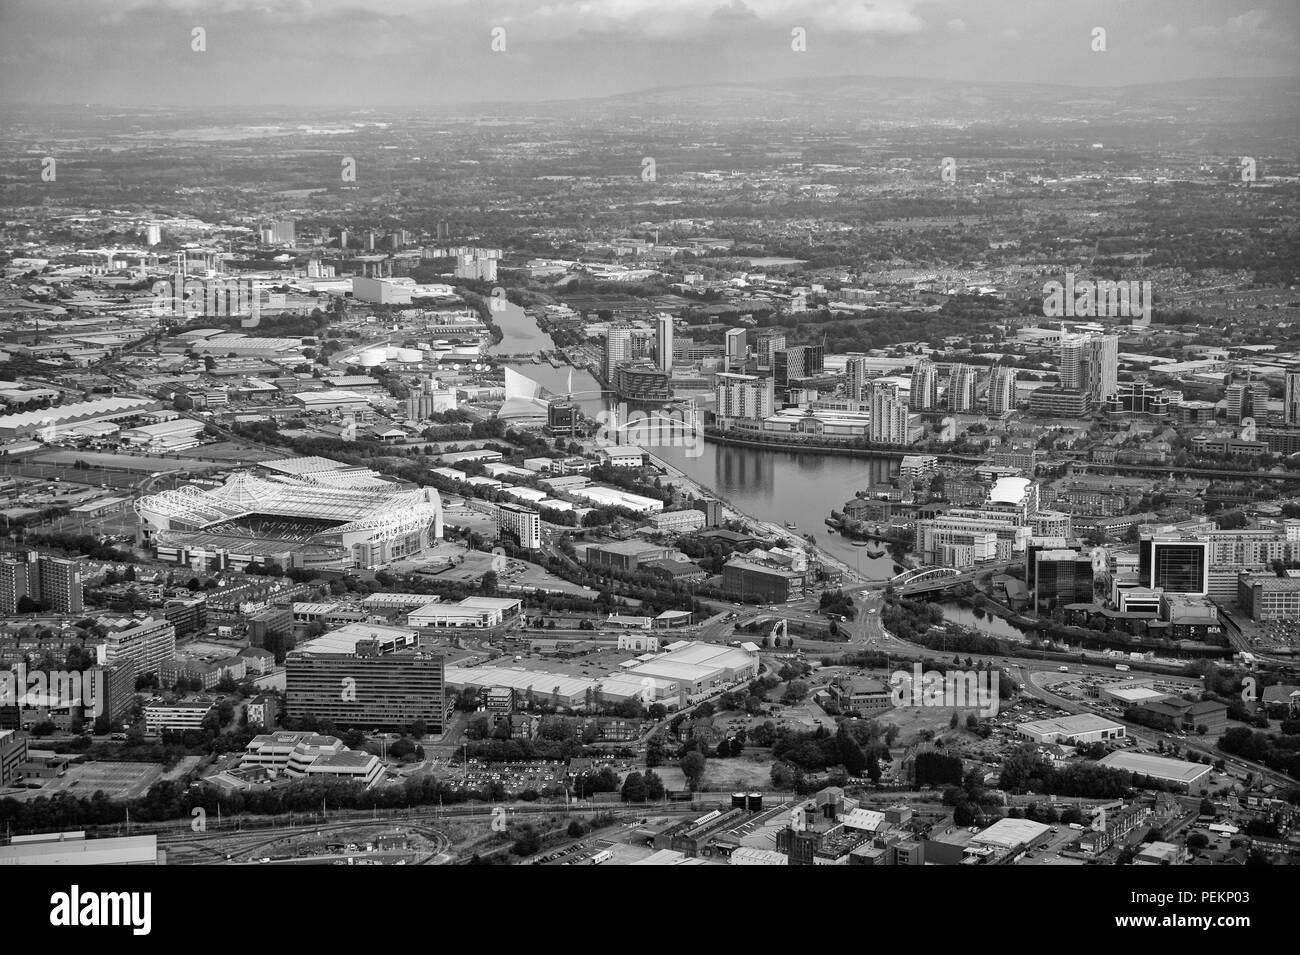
[547,74,1300,127]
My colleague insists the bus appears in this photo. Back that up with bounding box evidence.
[1115,664,1130,672]
[590,849,613,865]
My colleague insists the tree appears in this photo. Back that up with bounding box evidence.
[680,751,706,791]
[481,570,499,596]
[644,769,665,801]
[949,711,959,729]
[621,771,648,802]
[465,715,491,740]
[645,734,665,768]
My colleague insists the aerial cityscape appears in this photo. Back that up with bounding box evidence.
[0,0,1295,913]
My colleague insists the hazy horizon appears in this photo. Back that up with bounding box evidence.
[1,0,1296,108]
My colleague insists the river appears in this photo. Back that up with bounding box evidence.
[487,301,556,355]
[934,601,1030,641]
[504,360,901,578]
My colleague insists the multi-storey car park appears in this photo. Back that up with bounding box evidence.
[134,471,443,572]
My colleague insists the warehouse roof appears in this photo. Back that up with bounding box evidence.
[1018,713,1124,736]
[1098,751,1213,784]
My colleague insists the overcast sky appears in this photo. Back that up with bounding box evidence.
[0,0,1295,107]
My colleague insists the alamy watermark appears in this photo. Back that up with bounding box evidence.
[150,277,263,327]
[1042,272,1151,324]
[0,665,105,718]
[889,664,1000,717]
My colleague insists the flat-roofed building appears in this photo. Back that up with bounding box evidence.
[1237,572,1300,621]
[1098,751,1213,793]
[647,509,706,533]
[0,729,27,787]
[1017,713,1126,744]
[144,701,215,734]
[495,501,541,549]
[0,832,163,865]
[599,445,646,468]
[722,558,806,602]
[102,616,176,680]
[285,626,445,731]
[584,539,673,573]
[626,641,759,701]
[239,731,384,787]
[407,596,522,629]
[1033,549,1094,607]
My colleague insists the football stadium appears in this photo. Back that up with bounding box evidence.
[135,471,443,572]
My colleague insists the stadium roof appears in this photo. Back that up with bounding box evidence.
[0,395,157,430]
[136,471,441,537]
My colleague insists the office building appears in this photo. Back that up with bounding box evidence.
[946,364,979,413]
[987,366,1017,415]
[239,732,383,787]
[613,363,672,401]
[724,328,748,371]
[144,701,215,734]
[1029,388,1090,417]
[754,331,785,369]
[1225,380,1269,424]
[774,345,824,387]
[715,372,774,420]
[655,313,674,374]
[496,501,541,549]
[845,357,873,402]
[909,359,939,411]
[1104,382,1171,420]
[604,325,633,381]
[1138,536,1209,595]
[1285,372,1300,427]
[548,402,579,436]
[1033,549,1095,606]
[285,626,446,731]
